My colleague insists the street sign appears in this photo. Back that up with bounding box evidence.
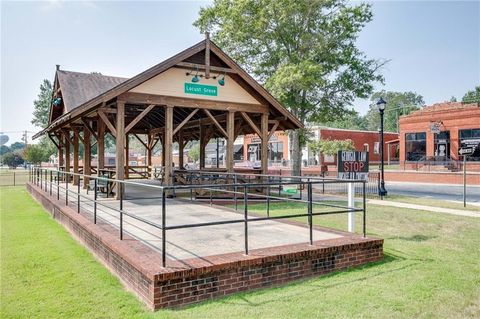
[337,150,369,181]
[458,147,475,156]
[460,138,480,147]
[184,83,218,96]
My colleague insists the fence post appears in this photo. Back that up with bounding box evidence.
[244,186,249,255]
[234,174,238,211]
[348,182,355,233]
[45,169,47,190]
[13,172,16,186]
[363,181,366,238]
[57,171,60,201]
[77,179,80,213]
[65,173,69,206]
[94,178,97,224]
[120,183,123,240]
[267,180,270,218]
[308,182,313,245]
[50,171,52,195]
[162,189,166,267]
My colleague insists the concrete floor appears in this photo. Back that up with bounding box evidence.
[56,179,342,261]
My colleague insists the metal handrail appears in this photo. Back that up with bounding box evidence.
[30,167,367,268]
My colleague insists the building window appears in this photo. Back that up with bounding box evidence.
[269,142,284,162]
[405,132,426,161]
[373,142,379,154]
[459,128,480,161]
[434,131,450,159]
[363,143,369,152]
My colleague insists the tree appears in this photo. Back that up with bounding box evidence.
[364,91,424,133]
[309,139,355,156]
[0,145,10,156]
[462,86,480,104]
[31,79,57,160]
[188,143,200,163]
[2,152,24,168]
[24,144,50,165]
[195,0,385,175]
[32,79,53,129]
[321,109,368,130]
[9,142,26,152]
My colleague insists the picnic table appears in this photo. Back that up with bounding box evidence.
[97,168,116,197]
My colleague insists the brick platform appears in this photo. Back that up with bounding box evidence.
[27,182,383,310]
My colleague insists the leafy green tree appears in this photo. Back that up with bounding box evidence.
[24,144,50,165]
[31,79,57,159]
[321,109,368,130]
[364,91,424,133]
[309,139,355,156]
[9,142,26,152]
[0,145,11,156]
[462,86,480,104]
[188,143,200,163]
[2,152,24,168]
[195,0,385,175]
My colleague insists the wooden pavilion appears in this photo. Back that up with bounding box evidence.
[33,36,303,196]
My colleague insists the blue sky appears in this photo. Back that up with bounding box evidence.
[1,0,479,145]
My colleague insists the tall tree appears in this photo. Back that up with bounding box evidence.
[321,109,368,130]
[31,79,57,159]
[364,91,424,133]
[462,86,480,104]
[195,0,385,175]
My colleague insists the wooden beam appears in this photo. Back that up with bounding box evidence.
[72,128,80,185]
[115,101,125,199]
[234,119,244,139]
[226,111,235,172]
[58,133,64,169]
[240,112,261,137]
[268,120,280,141]
[164,105,174,186]
[133,133,148,149]
[173,108,198,136]
[64,131,71,177]
[83,128,91,189]
[261,113,268,175]
[48,134,59,148]
[203,109,228,138]
[118,92,268,114]
[199,123,205,169]
[125,104,155,133]
[97,117,105,170]
[205,32,210,78]
[98,110,116,138]
[125,134,129,179]
[176,62,236,74]
[178,130,184,168]
[81,117,98,140]
[73,129,85,145]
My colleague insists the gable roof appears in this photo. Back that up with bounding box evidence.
[57,70,127,112]
[38,39,302,139]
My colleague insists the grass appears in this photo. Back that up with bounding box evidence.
[384,194,480,212]
[1,187,480,318]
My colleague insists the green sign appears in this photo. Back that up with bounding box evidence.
[184,83,218,96]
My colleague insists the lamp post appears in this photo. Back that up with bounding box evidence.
[377,97,388,198]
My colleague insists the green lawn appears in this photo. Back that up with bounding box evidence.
[383,194,480,212]
[1,187,479,318]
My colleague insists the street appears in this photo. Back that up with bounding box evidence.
[385,181,480,204]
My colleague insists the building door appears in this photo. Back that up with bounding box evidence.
[434,131,450,159]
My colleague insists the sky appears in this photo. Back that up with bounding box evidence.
[1,0,479,145]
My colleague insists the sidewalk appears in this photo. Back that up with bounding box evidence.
[368,199,480,218]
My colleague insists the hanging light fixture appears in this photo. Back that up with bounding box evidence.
[218,73,225,86]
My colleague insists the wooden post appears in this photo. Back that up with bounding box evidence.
[261,113,269,175]
[199,123,205,169]
[147,133,152,178]
[58,133,64,169]
[226,111,235,173]
[72,128,79,185]
[164,105,174,185]
[178,130,184,169]
[64,131,71,183]
[125,133,129,179]
[97,117,105,170]
[116,101,125,199]
[161,134,165,167]
[83,128,91,189]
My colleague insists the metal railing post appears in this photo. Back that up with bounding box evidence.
[13,172,16,186]
[57,171,60,200]
[234,174,238,211]
[267,179,270,218]
[65,172,69,206]
[94,178,97,224]
[120,183,123,240]
[45,169,47,190]
[244,186,249,255]
[308,182,313,245]
[77,179,80,213]
[50,171,52,195]
[162,189,166,267]
[363,181,366,238]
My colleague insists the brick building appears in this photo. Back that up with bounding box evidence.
[398,102,480,170]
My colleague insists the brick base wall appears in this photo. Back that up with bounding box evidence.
[27,182,383,310]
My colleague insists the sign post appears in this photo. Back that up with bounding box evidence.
[337,151,369,233]
[457,148,474,208]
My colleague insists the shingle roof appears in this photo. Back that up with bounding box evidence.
[57,70,127,111]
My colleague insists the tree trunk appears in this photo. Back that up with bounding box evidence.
[289,130,301,176]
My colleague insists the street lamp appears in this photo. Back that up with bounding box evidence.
[377,97,388,198]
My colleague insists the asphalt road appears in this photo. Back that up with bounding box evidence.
[385,182,480,204]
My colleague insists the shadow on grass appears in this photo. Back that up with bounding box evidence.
[175,250,430,310]
[388,234,437,242]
